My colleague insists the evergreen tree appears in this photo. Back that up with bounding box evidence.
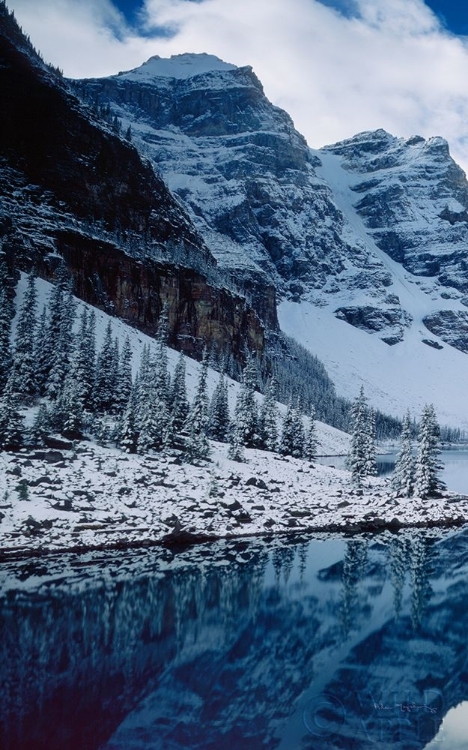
[12,271,37,399]
[34,305,49,394]
[228,425,245,462]
[185,355,210,461]
[0,283,12,392]
[279,402,296,456]
[168,353,189,432]
[304,406,318,462]
[60,374,84,438]
[208,372,230,442]
[119,390,138,453]
[258,377,278,451]
[414,404,444,498]
[347,386,371,486]
[363,407,377,476]
[71,307,96,409]
[117,336,133,410]
[30,402,50,446]
[94,321,116,412]
[0,375,23,451]
[279,401,304,457]
[46,285,76,400]
[392,410,415,497]
[136,348,168,453]
[232,354,258,448]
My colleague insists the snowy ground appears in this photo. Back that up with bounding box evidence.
[1,441,467,559]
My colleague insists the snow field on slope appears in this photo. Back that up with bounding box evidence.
[117,54,237,82]
[13,274,350,456]
[278,149,468,429]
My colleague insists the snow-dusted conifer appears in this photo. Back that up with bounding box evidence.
[117,336,133,410]
[279,400,304,457]
[347,386,369,486]
[94,321,116,412]
[30,402,50,446]
[136,348,168,453]
[258,377,278,451]
[363,407,377,477]
[166,353,189,446]
[304,406,318,462]
[46,286,76,400]
[12,271,37,399]
[208,372,230,442]
[279,402,295,456]
[0,283,12,392]
[119,390,138,453]
[0,375,23,451]
[414,404,444,498]
[232,354,258,448]
[184,354,210,461]
[392,410,415,497]
[34,306,49,394]
[60,374,84,438]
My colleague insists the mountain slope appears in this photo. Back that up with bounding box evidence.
[76,56,468,426]
[0,5,266,363]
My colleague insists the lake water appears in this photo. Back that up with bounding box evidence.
[2,527,468,749]
[317,449,468,494]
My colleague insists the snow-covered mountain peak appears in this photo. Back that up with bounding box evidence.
[116,53,237,82]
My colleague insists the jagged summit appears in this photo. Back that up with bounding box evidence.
[322,128,453,170]
[115,53,237,82]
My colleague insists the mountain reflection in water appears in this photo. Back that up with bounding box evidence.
[1,528,468,749]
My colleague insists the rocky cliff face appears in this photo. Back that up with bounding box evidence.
[0,7,268,361]
[77,56,468,352]
[74,54,353,304]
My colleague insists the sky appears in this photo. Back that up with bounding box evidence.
[7,0,468,172]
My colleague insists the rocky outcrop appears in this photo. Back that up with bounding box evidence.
[423,310,468,353]
[334,304,412,345]
[323,129,468,293]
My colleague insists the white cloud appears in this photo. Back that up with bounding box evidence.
[7,0,468,171]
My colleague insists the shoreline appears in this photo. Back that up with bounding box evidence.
[1,441,467,562]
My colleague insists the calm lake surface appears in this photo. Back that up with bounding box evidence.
[318,449,468,494]
[2,528,468,749]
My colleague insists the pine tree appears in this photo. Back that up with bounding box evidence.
[46,286,76,400]
[119,390,138,453]
[347,386,370,486]
[94,321,116,412]
[363,407,377,476]
[168,353,189,439]
[258,377,278,451]
[414,404,444,498]
[279,400,305,457]
[208,372,230,442]
[60,374,84,438]
[136,348,168,453]
[304,406,318,462]
[392,410,415,497]
[232,354,258,448]
[279,402,296,456]
[184,355,210,461]
[0,282,13,392]
[116,336,133,410]
[12,271,37,399]
[30,402,50,446]
[34,305,49,395]
[71,307,96,409]
[0,375,24,451]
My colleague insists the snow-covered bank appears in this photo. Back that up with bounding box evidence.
[1,442,466,559]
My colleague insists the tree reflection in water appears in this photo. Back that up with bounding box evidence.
[0,529,464,750]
